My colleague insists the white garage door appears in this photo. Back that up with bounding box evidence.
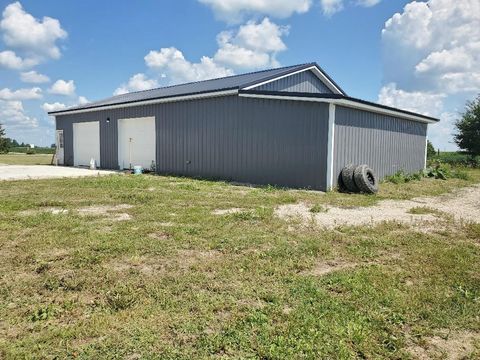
[73,121,100,167]
[118,117,156,170]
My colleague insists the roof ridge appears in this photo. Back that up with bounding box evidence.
[109,63,314,98]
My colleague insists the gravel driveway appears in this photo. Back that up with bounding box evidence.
[0,165,117,181]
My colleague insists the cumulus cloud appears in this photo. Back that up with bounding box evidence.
[20,70,50,83]
[0,50,37,69]
[49,79,75,96]
[0,87,42,100]
[41,101,66,112]
[382,0,480,94]
[214,18,289,69]
[113,73,159,95]
[144,18,288,84]
[0,99,38,129]
[198,0,311,23]
[0,2,67,61]
[378,83,445,117]
[380,0,480,150]
[145,47,234,84]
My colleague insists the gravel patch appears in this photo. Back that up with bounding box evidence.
[275,185,480,228]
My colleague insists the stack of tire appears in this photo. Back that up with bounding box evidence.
[340,164,378,194]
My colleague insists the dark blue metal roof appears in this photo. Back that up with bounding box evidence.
[49,63,345,114]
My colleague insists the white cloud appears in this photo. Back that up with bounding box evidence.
[357,0,381,7]
[378,83,445,117]
[0,50,37,69]
[0,99,38,129]
[20,70,50,83]
[77,96,89,105]
[214,18,288,69]
[113,73,159,95]
[41,101,66,112]
[144,17,289,84]
[145,47,234,84]
[198,0,311,23]
[381,0,480,94]
[49,79,75,96]
[0,2,67,60]
[320,0,344,16]
[0,87,42,100]
[380,0,480,150]
[320,0,383,16]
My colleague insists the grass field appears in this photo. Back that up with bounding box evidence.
[0,171,479,358]
[0,153,53,165]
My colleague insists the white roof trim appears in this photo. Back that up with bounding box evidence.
[242,66,344,95]
[50,89,238,116]
[238,93,438,124]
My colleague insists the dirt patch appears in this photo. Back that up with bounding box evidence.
[303,259,359,276]
[212,208,244,215]
[77,204,133,221]
[106,250,221,275]
[148,232,170,240]
[407,329,479,359]
[275,185,480,229]
[107,256,163,275]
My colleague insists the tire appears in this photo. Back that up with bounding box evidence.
[353,165,378,194]
[337,172,348,193]
[341,164,359,193]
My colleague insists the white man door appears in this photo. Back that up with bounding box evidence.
[55,130,64,165]
[118,117,156,170]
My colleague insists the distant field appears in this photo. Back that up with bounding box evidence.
[429,151,480,167]
[0,153,53,165]
[9,147,56,154]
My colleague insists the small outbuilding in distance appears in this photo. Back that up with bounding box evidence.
[49,63,439,191]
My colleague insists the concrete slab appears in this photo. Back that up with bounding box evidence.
[0,165,118,181]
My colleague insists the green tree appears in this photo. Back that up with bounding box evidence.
[426,140,436,158]
[454,95,480,156]
[0,124,9,153]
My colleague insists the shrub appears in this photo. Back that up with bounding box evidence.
[26,148,36,155]
[384,170,423,184]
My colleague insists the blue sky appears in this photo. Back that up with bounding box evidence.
[0,0,478,149]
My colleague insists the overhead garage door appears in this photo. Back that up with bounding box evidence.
[118,117,156,170]
[73,121,100,167]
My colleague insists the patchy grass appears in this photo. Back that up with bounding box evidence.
[407,206,444,216]
[0,171,479,358]
[309,203,328,213]
[0,153,52,165]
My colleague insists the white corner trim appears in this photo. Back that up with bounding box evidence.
[50,89,238,116]
[326,103,336,190]
[238,93,438,124]
[243,66,344,95]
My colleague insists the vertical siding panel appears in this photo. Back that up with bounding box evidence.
[333,106,427,185]
[256,70,333,94]
[56,95,330,190]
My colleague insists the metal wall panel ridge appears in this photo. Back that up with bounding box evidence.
[332,106,428,185]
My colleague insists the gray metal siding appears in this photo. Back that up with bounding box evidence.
[255,70,333,94]
[56,95,330,190]
[333,106,427,185]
